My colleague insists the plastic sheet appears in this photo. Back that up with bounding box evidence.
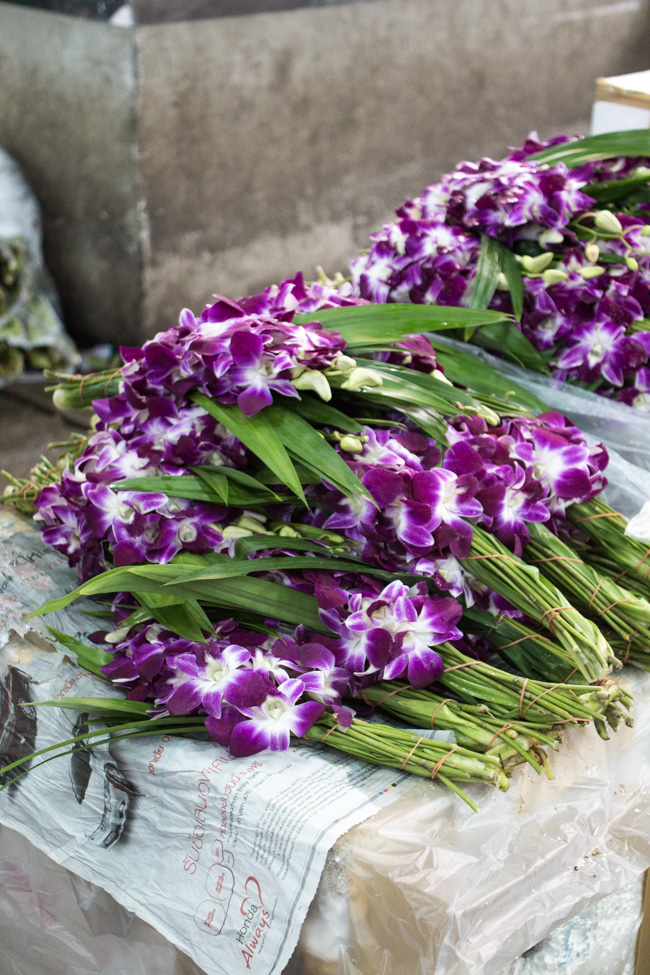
[432,334,650,476]
[286,667,650,975]
[1,447,650,973]
[498,876,643,975]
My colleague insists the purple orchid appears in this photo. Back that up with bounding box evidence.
[319,579,460,687]
[348,133,650,409]
[225,677,325,756]
[411,468,482,558]
[158,644,264,718]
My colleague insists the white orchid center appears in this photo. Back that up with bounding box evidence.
[262,696,289,721]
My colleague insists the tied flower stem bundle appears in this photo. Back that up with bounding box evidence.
[303,714,510,809]
[0,691,509,812]
[461,526,616,682]
[567,497,650,594]
[523,522,650,669]
[464,608,594,684]
[433,642,631,739]
[359,682,561,773]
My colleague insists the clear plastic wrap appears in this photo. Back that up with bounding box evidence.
[288,666,650,975]
[433,334,650,476]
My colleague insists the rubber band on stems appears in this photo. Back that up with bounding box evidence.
[486,723,514,748]
[498,633,553,650]
[400,737,425,770]
[518,679,530,717]
[633,546,650,572]
[539,606,570,636]
[574,511,622,522]
[443,660,485,674]
[589,578,604,611]
[429,698,455,728]
[362,684,411,708]
[431,745,459,781]
[463,553,518,564]
[528,556,583,565]
[598,597,635,615]
[319,722,342,743]
[522,684,568,718]
[103,368,123,395]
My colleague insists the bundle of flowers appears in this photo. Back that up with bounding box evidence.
[350,129,650,411]
[3,277,646,809]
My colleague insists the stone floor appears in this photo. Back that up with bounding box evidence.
[0,384,86,482]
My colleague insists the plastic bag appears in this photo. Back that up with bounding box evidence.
[0,149,78,384]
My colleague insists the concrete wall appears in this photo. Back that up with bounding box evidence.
[137,0,650,332]
[1,0,650,345]
[0,4,143,345]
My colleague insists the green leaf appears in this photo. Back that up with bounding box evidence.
[160,574,329,633]
[352,357,480,408]
[112,475,224,504]
[233,534,335,558]
[583,172,650,204]
[283,395,363,433]
[188,468,229,504]
[31,560,211,618]
[294,303,511,345]
[529,130,650,168]
[429,341,548,413]
[469,236,501,312]
[134,591,211,642]
[471,322,549,372]
[391,404,448,440]
[264,405,375,505]
[33,697,150,716]
[191,465,281,498]
[191,393,306,504]
[45,626,113,677]
[495,241,524,321]
[163,555,397,587]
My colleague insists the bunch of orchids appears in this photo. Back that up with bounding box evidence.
[351,129,650,410]
[3,270,644,809]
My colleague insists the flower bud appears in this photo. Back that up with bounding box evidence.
[341,367,383,391]
[432,368,453,386]
[521,252,554,273]
[278,525,301,538]
[237,513,267,532]
[626,256,639,272]
[593,210,623,235]
[104,625,134,645]
[542,269,569,285]
[577,265,606,279]
[479,406,501,426]
[292,369,332,402]
[584,243,600,263]
[223,525,254,540]
[539,228,565,247]
[495,272,510,290]
[339,435,365,453]
[641,226,650,237]
[330,354,357,372]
